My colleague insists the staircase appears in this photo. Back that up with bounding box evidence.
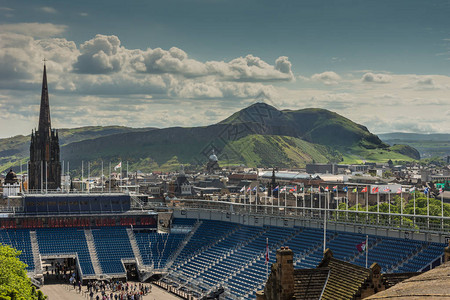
[84,229,103,275]
[29,231,43,274]
[126,228,154,282]
[126,228,145,266]
[165,220,202,270]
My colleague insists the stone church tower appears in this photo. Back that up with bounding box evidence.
[28,64,61,191]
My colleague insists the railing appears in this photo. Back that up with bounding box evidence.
[0,206,24,213]
[166,198,450,234]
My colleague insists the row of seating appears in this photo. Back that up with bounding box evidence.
[1,217,447,300]
[165,220,446,299]
[0,229,35,271]
[36,228,94,275]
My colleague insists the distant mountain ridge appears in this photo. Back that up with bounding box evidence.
[378,132,450,159]
[0,103,419,174]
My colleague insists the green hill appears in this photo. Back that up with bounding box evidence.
[378,132,450,159]
[0,103,417,174]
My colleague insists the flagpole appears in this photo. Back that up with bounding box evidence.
[319,187,321,218]
[277,188,280,215]
[323,197,327,253]
[388,191,391,225]
[81,160,84,193]
[243,186,246,212]
[334,187,337,221]
[265,192,267,214]
[20,161,23,193]
[400,189,403,225]
[303,186,305,216]
[26,160,29,194]
[67,161,70,193]
[366,185,368,222]
[61,160,64,193]
[346,188,349,221]
[88,161,90,194]
[248,186,251,213]
[256,170,259,214]
[413,190,416,226]
[356,188,358,222]
[365,234,368,268]
[377,187,379,223]
[427,189,430,229]
[101,160,104,193]
[266,237,269,280]
[441,189,444,230]
[271,191,274,215]
[284,186,287,215]
[41,160,43,193]
[45,161,47,194]
[109,162,111,193]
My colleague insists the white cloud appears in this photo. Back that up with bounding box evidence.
[361,72,392,83]
[311,71,341,85]
[0,28,449,136]
[132,46,208,77]
[0,23,66,38]
[40,7,57,14]
[206,54,293,82]
[79,12,88,17]
[71,35,293,83]
[73,34,125,74]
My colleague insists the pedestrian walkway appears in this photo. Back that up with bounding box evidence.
[40,283,181,300]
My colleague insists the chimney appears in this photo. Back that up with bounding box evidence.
[445,241,450,263]
[276,246,294,300]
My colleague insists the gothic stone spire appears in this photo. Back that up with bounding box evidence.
[38,64,51,135]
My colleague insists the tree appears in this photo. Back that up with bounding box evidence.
[0,243,47,300]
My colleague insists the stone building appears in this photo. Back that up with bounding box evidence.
[257,247,419,300]
[2,169,20,197]
[28,64,61,191]
[206,150,220,174]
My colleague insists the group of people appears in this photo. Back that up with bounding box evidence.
[86,280,152,300]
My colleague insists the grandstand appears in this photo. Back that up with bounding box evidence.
[0,194,448,299]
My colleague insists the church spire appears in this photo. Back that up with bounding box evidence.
[38,63,51,135]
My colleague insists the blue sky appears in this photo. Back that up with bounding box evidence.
[0,0,449,137]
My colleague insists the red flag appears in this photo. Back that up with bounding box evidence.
[356,241,366,252]
[372,187,379,193]
[361,187,368,193]
[265,238,269,264]
[397,188,402,194]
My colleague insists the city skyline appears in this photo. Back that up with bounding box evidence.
[0,0,449,138]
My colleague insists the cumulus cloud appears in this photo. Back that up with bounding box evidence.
[311,71,341,85]
[361,72,392,83]
[3,29,447,135]
[416,77,434,86]
[131,46,208,77]
[206,55,293,82]
[73,35,125,74]
[0,23,66,38]
[40,7,57,14]
[71,35,293,84]
[0,31,288,102]
[403,75,443,90]
[0,32,78,85]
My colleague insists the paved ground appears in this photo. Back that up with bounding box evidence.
[40,283,181,300]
